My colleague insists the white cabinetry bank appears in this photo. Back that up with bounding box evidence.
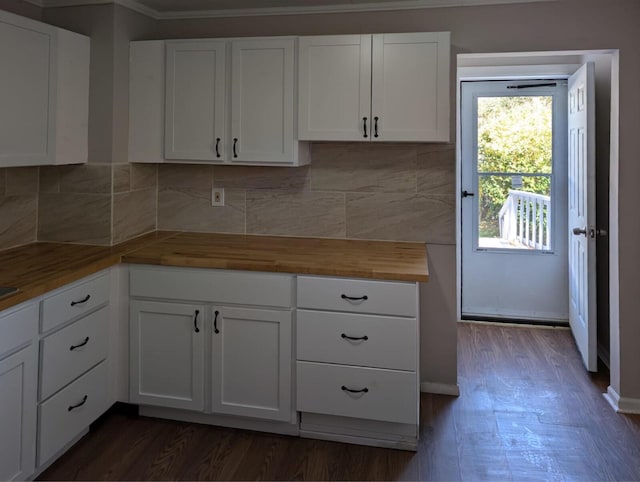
[0,10,90,167]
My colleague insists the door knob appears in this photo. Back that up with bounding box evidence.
[572,227,587,236]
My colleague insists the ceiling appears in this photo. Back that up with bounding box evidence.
[32,0,556,19]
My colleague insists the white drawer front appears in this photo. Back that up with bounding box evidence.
[38,361,110,466]
[41,273,110,333]
[40,306,109,401]
[296,361,418,425]
[297,276,417,317]
[296,310,417,371]
[0,303,38,359]
[130,266,293,307]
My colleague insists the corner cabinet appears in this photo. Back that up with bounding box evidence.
[211,306,292,421]
[129,300,205,411]
[129,37,309,166]
[0,10,89,167]
[298,32,450,142]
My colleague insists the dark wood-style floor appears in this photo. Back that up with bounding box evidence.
[38,323,640,481]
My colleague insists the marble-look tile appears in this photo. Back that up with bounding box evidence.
[310,142,417,192]
[0,169,5,197]
[39,166,60,193]
[6,167,39,195]
[113,188,157,244]
[158,164,213,191]
[131,164,158,190]
[38,192,111,245]
[418,146,456,196]
[0,195,37,249]
[113,164,131,193]
[213,165,310,191]
[246,190,345,238]
[158,188,245,234]
[59,164,112,194]
[346,192,455,244]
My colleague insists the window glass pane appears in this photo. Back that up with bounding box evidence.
[478,175,552,250]
[477,96,553,174]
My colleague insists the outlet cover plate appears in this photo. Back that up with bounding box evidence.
[212,188,225,207]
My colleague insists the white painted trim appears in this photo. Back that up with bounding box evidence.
[603,386,640,414]
[31,0,556,20]
[420,382,460,396]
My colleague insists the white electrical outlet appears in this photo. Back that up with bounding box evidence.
[212,188,225,207]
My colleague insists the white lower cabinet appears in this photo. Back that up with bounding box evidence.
[211,306,292,421]
[0,344,37,482]
[130,300,205,411]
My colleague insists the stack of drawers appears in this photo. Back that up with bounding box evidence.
[37,273,111,466]
[295,276,420,445]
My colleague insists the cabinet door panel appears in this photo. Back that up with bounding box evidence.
[298,35,371,141]
[0,16,55,166]
[211,306,292,421]
[0,345,36,481]
[231,38,294,163]
[371,32,449,142]
[165,40,226,160]
[130,300,205,411]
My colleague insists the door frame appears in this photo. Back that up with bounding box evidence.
[455,50,619,364]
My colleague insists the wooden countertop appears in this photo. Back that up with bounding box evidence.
[0,231,428,312]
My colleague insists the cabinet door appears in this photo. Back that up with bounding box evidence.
[298,35,372,141]
[211,306,292,421]
[165,40,226,161]
[130,300,205,411]
[230,38,294,163]
[371,32,450,142]
[0,12,56,166]
[0,345,36,481]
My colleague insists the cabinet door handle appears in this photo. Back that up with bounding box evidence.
[213,310,220,334]
[341,333,369,341]
[70,294,91,306]
[374,116,379,138]
[233,138,238,158]
[70,337,90,351]
[215,138,221,158]
[68,395,88,412]
[341,385,369,394]
[341,294,368,301]
[194,310,200,333]
[363,117,368,138]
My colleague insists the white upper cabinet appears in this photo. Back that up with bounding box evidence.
[129,37,309,166]
[0,10,89,167]
[230,38,297,164]
[298,35,371,141]
[298,32,450,143]
[165,40,226,161]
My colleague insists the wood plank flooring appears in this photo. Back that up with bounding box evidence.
[38,323,640,481]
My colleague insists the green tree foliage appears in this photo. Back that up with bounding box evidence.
[477,96,553,237]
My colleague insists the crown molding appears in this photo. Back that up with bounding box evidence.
[27,0,556,20]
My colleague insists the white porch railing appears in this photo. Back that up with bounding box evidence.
[498,189,551,250]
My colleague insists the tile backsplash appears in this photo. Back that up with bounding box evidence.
[0,142,454,250]
[158,142,455,244]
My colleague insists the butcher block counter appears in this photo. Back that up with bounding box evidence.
[0,231,429,312]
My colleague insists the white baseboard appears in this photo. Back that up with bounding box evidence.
[420,382,460,396]
[603,385,640,414]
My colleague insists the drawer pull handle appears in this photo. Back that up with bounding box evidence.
[70,294,91,306]
[194,310,200,333]
[215,137,221,158]
[213,310,220,334]
[68,395,88,412]
[341,334,369,341]
[374,116,379,138]
[70,337,90,351]
[233,138,238,158]
[341,385,369,394]
[341,294,368,302]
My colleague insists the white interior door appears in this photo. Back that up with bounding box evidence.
[461,80,569,321]
[568,63,597,371]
